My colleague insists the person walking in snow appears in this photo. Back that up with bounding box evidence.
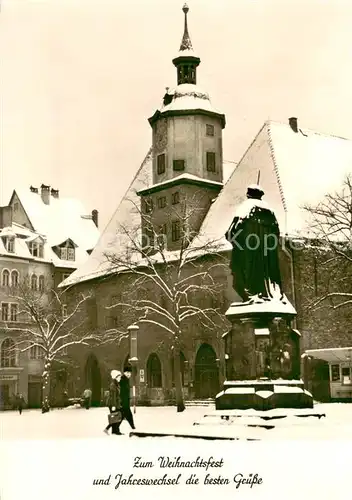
[83,388,92,409]
[16,393,25,415]
[120,365,136,430]
[104,370,122,435]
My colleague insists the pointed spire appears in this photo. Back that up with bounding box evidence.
[172,4,200,85]
[179,4,193,52]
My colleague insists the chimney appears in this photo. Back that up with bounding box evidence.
[30,186,39,193]
[289,117,298,133]
[92,209,99,228]
[40,184,50,205]
[51,188,59,199]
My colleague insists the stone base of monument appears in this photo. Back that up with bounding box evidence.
[215,379,314,411]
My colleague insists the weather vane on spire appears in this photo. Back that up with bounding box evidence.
[179,3,193,52]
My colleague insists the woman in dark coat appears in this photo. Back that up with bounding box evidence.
[106,370,122,435]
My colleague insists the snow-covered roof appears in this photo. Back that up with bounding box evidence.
[191,120,352,252]
[138,172,223,195]
[1,189,100,268]
[158,84,223,116]
[305,347,352,363]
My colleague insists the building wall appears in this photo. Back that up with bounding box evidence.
[0,257,54,409]
[293,246,352,351]
[68,245,297,405]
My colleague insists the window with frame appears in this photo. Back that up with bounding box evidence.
[157,224,167,248]
[171,192,180,205]
[11,270,19,287]
[331,364,340,382]
[10,304,18,322]
[31,274,38,290]
[1,269,10,287]
[157,196,167,209]
[38,275,45,291]
[157,154,166,175]
[30,344,44,360]
[62,304,68,318]
[342,366,352,385]
[67,247,75,261]
[171,220,181,242]
[0,338,16,367]
[206,124,215,136]
[173,159,185,171]
[3,237,15,253]
[29,241,44,258]
[206,152,216,172]
[1,303,9,321]
[145,227,155,248]
[145,198,154,214]
[62,273,71,281]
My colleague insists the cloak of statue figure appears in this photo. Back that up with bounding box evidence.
[225,185,283,302]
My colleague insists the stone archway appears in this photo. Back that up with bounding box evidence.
[194,343,219,399]
[84,354,102,406]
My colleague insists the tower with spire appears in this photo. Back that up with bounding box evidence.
[138,4,226,250]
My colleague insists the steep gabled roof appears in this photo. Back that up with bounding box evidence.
[192,120,352,252]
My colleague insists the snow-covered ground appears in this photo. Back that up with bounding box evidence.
[1,402,352,440]
[1,404,352,500]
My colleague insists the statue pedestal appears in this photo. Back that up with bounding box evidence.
[216,296,313,411]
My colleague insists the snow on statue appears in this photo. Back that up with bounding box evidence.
[225,184,284,302]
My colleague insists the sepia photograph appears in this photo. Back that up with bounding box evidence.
[1,0,352,498]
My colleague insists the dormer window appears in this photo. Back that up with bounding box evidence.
[56,240,76,261]
[3,237,15,253]
[60,247,75,261]
[28,241,44,258]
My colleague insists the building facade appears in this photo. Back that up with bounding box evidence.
[0,185,99,409]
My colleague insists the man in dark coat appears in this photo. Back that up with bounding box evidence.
[105,370,122,435]
[120,365,136,430]
[225,184,283,302]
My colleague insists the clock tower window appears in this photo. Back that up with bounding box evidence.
[173,159,185,172]
[157,154,166,175]
[206,124,215,136]
[206,152,216,172]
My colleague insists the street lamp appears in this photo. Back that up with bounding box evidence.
[127,324,139,414]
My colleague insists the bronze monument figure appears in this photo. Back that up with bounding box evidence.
[225,184,283,302]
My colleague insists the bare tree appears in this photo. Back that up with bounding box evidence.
[4,278,117,409]
[103,190,230,412]
[303,174,352,310]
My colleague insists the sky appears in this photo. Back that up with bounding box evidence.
[1,0,352,231]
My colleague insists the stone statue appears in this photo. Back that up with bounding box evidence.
[225,185,283,302]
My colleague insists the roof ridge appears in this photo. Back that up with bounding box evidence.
[267,123,288,215]
[84,146,153,254]
[265,119,352,142]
